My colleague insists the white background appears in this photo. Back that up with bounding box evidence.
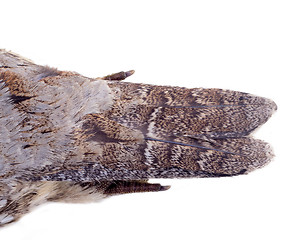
[1,0,304,239]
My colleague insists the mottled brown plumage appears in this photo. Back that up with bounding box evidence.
[0,49,276,226]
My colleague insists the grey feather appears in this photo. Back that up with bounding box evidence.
[0,49,276,226]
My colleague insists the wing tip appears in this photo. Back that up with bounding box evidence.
[265,97,277,117]
[244,140,275,175]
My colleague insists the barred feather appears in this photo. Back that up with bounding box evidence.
[0,49,276,226]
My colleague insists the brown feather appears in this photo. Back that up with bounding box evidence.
[0,49,276,226]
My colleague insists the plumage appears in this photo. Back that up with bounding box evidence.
[0,49,276,226]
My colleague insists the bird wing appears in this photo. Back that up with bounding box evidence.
[0,49,276,182]
[37,83,276,181]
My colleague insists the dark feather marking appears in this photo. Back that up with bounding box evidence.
[144,137,245,156]
[170,104,255,108]
[35,66,60,80]
[101,70,135,81]
[22,144,32,149]
[104,180,169,194]
[85,121,122,143]
[10,94,32,104]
